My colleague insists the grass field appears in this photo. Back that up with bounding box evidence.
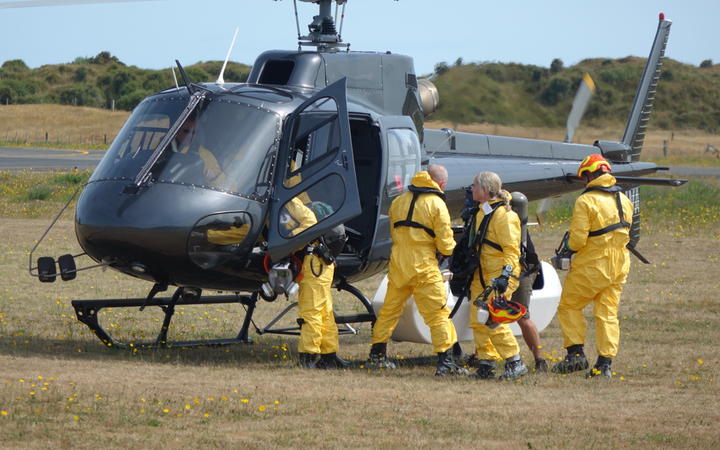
[0,172,718,448]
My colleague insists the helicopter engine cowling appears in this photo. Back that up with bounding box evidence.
[417,79,439,117]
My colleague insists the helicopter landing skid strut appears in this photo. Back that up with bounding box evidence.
[255,277,376,337]
[71,288,257,350]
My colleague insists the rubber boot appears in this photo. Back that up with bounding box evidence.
[298,352,320,369]
[551,345,589,374]
[451,341,471,366]
[500,355,528,380]
[435,349,470,377]
[365,342,396,370]
[586,355,613,379]
[534,358,549,373]
[317,352,351,370]
[471,360,497,379]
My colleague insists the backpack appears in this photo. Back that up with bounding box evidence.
[449,195,543,298]
[305,201,347,263]
[448,203,501,297]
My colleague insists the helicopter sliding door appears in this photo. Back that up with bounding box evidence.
[266,78,361,261]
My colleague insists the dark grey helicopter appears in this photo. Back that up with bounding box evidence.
[30,0,682,349]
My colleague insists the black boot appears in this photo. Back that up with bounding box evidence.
[317,352,351,370]
[471,360,497,379]
[298,352,320,369]
[435,349,470,377]
[365,342,396,370]
[500,355,528,380]
[534,358,549,373]
[587,355,613,379]
[451,342,471,366]
[551,345,589,374]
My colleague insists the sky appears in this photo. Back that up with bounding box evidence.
[0,0,718,76]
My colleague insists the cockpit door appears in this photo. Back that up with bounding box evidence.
[267,78,361,261]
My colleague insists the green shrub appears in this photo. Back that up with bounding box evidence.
[25,185,53,201]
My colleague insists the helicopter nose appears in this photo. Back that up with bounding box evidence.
[74,180,263,285]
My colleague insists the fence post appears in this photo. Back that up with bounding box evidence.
[45,132,49,142]
[662,140,668,158]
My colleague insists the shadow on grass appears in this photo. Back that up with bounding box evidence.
[0,333,308,367]
[0,332,443,371]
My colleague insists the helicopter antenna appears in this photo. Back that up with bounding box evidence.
[175,60,195,94]
[216,27,239,84]
[293,0,302,41]
[170,66,179,90]
[337,1,346,41]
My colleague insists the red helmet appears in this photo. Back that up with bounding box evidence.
[487,297,527,324]
[577,154,612,178]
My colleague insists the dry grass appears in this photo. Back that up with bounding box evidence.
[0,105,129,148]
[1,207,719,447]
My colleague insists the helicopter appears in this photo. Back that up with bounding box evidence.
[28,0,684,350]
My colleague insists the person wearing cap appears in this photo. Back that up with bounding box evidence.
[551,154,633,378]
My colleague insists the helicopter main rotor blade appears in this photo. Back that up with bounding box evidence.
[0,0,159,8]
[564,72,596,143]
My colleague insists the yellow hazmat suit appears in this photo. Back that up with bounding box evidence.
[280,195,338,356]
[298,253,338,354]
[558,173,632,358]
[468,199,522,360]
[372,171,458,353]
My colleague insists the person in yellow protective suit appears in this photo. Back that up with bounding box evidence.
[282,181,349,370]
[172,115,226,185]
[367,165,468,376]
[551,154,633,379]
[467,172,528,380]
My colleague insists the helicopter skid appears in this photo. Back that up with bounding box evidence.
[71,292,257,350]
[71,277,377,350]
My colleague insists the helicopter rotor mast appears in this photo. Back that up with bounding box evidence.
[296,0,349,51]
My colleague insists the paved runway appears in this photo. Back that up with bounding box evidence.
[0,147,104,171]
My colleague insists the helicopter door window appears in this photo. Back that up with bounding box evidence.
[385,128,421,197]
[283,98,340,188]
[279,174,345,239]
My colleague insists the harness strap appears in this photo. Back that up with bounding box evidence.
[582,185,630,237]
[482,238,502,252]
[474,202,503,289]
[392,185,445,238]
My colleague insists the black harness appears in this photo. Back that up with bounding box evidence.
[393,185,446,237]
[582,185,631,237]
[472,202,504,289]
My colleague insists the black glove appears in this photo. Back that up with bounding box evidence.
[494,275,509,294]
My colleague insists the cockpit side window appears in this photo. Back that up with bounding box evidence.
[90,97,187,182]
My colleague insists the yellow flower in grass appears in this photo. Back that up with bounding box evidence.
[1,411,8,416]
[697,359,704,365]
[241,398,249,404]
[258,405,266,412]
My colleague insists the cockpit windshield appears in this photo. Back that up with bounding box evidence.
[91,94,281,200]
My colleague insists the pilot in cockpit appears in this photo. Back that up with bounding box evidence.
[170,115,226,184]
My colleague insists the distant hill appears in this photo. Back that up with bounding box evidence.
[1,52,719,132]
[0,51,251,111]
[431,57,720,132]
